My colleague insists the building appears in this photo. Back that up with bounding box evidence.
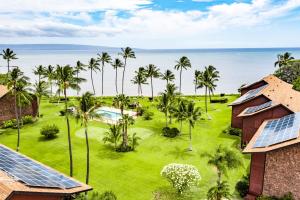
[229,75,300,145]
[243,113,300,199]
[0,85,38,124]
[0,145,92,200]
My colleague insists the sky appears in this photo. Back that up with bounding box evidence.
[0,0,300,48]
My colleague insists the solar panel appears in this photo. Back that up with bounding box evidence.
[244,101,273,114]
[0,146,81,189]
[232,84,268,105]
[253,113,300,148]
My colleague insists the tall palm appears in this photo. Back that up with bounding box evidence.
[186,101,201,151]
[31,81,49,117]
[74,61,86,96]
[274,52,294,69]
[161,69,175,85]
[131,67,147,97]
[0,48,18,74]
[76,92,97,186]
[119,114,135,149]
[44,65,55,97]
[207,65,220,101]
[15,78,32,126]
[56,65,84,177]
[174,56,191,94]
[146,64,160,101]
[87,58,100,95]
[33,65,45,84]
[194,70,201,94]
[6,68,29,152]
[98,52,112,96]
[157,92,171,127]
[119,47,136,94]
[173,99,187,134]
[165,83,179,124]
[111,58,124,95]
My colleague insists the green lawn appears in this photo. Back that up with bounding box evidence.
[0,95,249,200]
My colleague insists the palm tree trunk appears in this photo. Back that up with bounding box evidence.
[195,79,197,95]
[122,59,127,95]
[141,84,143,96]
[76,72,79,96]
[180,120,182,135]
[7,60,10,74]
[64,88,73,177]
[179,68,182,93]
[115,68,118,95]
[101,63,104,96]
[84,127,90,185]
[188,124,192,151]
[50,80,53,98]
[122,123,128,148]
[151,76,153,101]
[14,89,21,152]
[137,85,140,96]
[165,112,168,127]
[37,96,40,118]
[90,69,95,95]
[205,87,208,113]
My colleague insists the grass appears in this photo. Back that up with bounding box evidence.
[0,95,249,200]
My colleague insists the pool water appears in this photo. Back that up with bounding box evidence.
[96,109,122,121]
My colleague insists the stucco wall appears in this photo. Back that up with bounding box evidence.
[263,144,300,199]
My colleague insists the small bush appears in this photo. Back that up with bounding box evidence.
[2,119,15,129]
[136,107,145,116]
[99,191,118,200]
[161,163,201,194]
[59,110,66,116]
[223,126,242,136]
[235,174,249,198]
[162,127,180,138]
[22,115,34,124]
[143,111,154,120]
[210,98,228,103]
[40,124,59,139]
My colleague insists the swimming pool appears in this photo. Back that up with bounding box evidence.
[96,109,122,121]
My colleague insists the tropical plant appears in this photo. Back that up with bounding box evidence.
[207,181,231,200]
[113,94,130,116]
[194,70,201,94]
[75,92,97,186]
[33,65,45,84]
[161,69,175,85]
[206,65,220,101]
[157,92,171,127]
[103,124,122,149]
[31,81,49,117]
[56,65,84,176]
[146,64,160,101]
[40,124,59,139]
[185,101,201,151]
[174,56,191,93]
[15,78,32,126]
[274,52,294,69]
[118,114,135,151]
[131,67,147,97]
[129,132,141,150]
[161,163,201,194]
[87,58,100,94]
[119,47,136,94]
[111,58,124,95]
[165,83,179,124]
[44,65,55,97]
[274,61,300,84]
[98,52,112,96]
[173,99,187,134]
[0,48,18,74]
[6,68,29,152]
[74,61,86,96]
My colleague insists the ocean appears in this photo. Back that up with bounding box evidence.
[1,45,300,96]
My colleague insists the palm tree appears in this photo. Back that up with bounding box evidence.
[33,65,45,84]
[157,92,170,127]
[146,64,160,101]
[103,124,122,149]
[207,181,231,200]
[131,67,147,97]
[111,58,124,95]
[161,69,175,85]
[0,48,18,74]
[98,52,112,96]
[76,92,97,186]
[15,78,32,126]
[274,52,294,69]
[165,83,179,124]
[207,65,220,101]
[31,81,49,117]
[44,65,55,97]
[119,47,136,94]
[186,101,201,151]
[129,133,141,151]
[173,99,187,134]
[6,68,29,152]
[56,65,84,177]
[194,70,201,94]
[87,58,100,95]
[174,56,191,93]
[119,114,135,149]
[74,61,86,96]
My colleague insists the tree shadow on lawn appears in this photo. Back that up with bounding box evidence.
[38,136,59,142]
[153,186,198,200]
[97,144,125,160]
[166,146,196,160]
[0,129,15,136]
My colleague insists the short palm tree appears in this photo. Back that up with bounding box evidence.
[6,68,29,152]
[146,64,160,101]
[98,52,112,96]
[44,65,55,97]
[174,56,191,94]
[33,65,45,84]
[74,61,86,96]
[103,124,122,149]
[129,132,141,151]
[111,58,124,95]
[157,92,171,127]
[186,101,201,151]
[194,70,201,94]
[131,67,147,97]
[207,181,231,200]
[87,58,100,95]
[31,81,49,117]
[76,92,97,186]
[161,69,175,85]
[119,114,135,149]
[173,99,187,134]
[119,47,136,94]
[0,48,18,74]
[56,65,84,177]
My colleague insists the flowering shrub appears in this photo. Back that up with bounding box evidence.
[161,163,201,193]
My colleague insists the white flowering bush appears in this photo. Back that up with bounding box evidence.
[161,163,201,193]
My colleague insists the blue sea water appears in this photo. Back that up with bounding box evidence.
[1,45,300,96]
